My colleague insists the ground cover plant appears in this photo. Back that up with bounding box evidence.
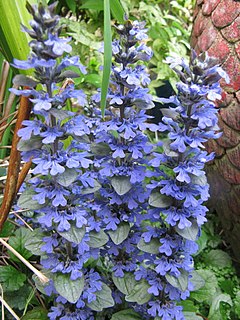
[0,1,239,320]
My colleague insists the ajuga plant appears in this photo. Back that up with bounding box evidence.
[11,1,229,320]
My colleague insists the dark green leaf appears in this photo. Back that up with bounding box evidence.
[137,238,160,254]
[87,283,114,311]
[88,230,109,248]
[191,174,207,186]
[108,222,130,245]
[112,272,137,295]
[125,280,151,305]
[101,0,112,116]
[13,74,37,87]
[175,220,199,241]
[21,307,48,320]
[0,221,15,237]
[90,142,111,156]
[111,176,132,196]
[17,189,45,210]
[18,136,43,151]
[191,269,218,303]
[165,270,189,292]
[4,285,32,310]
[56,168,78,187]
[0,265,26,291]
[58,70,80,81]
[163,141,179,157]
[53,273,85,303]
[82,179,101,195]
[59,224,86,244]
[8,227,32,261]
[149,191,173,208]
[25,229,46,256]
[204,249,232,268]
[111,309,141,320]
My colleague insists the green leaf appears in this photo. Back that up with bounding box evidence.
[183,312,202,320]
[149,191,173,208]
[191,269,218,303]
[111,309,141,320]
[87,283,114,311]
[111,176,132,196]
[65,0,76,12]
[180,300,198,312]
[25,229,46,256]
[204,249,232,268]
[80,0,104,10]
[8,227,32,261]
[4,285,32,310]
[59,223,86,244]
[125,279,151,305]
[81,179,102,195]
[208,293,232,320]
[101,0,112,116]
[0,221,15,237]
[137,238,160,254]
[108,222,130,245]
[17,189,45,210]
[110,0,125,23]
[33,270,51,295]
[165,270,189,292]
[90,142,111,156]
[88,230,109,248]
[112,272,137,295]
[0,0,31,64]
[21,307,48,320]
[56,168,78,187]
[0,265,26,291]
[13,74,38,87]
[53,273,85,303]
[190,270,205,291]
[196,229,208,254]
[175,220,199,241]
[18,136,43,152]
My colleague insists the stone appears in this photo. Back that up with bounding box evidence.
[197,20,218,51]
[217,156,240,184]
[220,99,240,131]
[221,16,240,43]
[208,36,231,62]
[235,42,240,60]
[212,0,240,28]
[202,0,221,16]
[221,54,240,91]
[205,139,224,158]
[226,144,240,169]
[217,117,240,148]
[192,11,208,37]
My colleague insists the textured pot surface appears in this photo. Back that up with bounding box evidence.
[191,0,240,260]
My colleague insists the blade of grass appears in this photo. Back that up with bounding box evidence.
[100,0,112,117]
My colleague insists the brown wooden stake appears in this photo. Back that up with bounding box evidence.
[0,95,31,230]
